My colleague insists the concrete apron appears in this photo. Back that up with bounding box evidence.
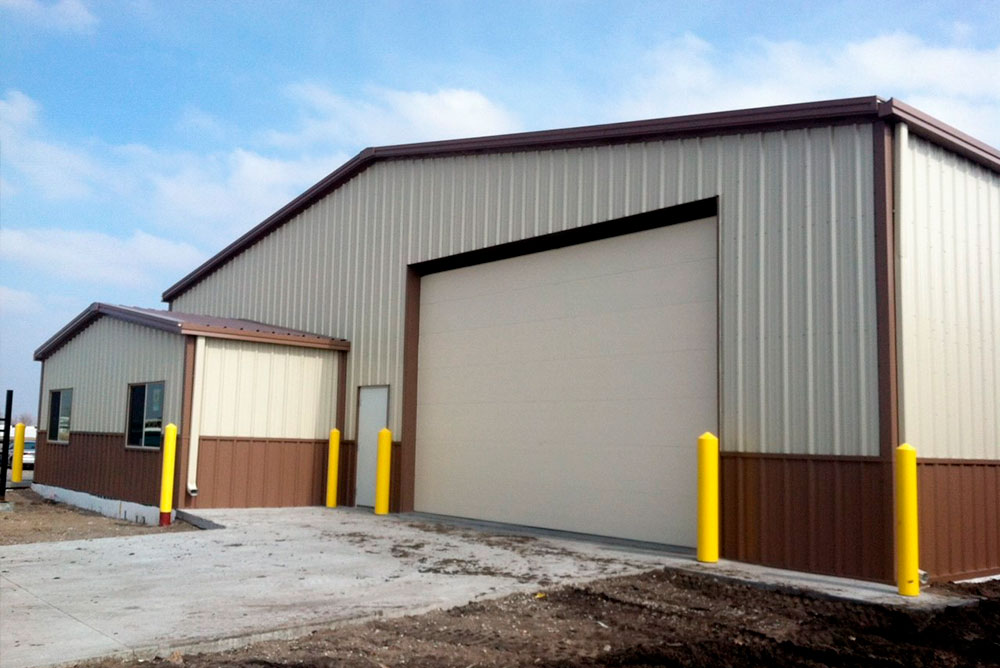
[0,508,972,668]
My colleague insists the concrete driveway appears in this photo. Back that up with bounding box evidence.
[0,507,685,668]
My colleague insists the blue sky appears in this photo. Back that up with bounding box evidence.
[2,0,999,420]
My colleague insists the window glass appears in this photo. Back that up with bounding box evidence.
[59,389,72,442]
[143,382,164,447]
[127,382,164,447]
[48,392,60,438]
[48,390,72,442]
[127,385,145,446]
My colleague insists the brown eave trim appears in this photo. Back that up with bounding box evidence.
[879,98,1000,173]
[162,96,884,302]
[179,324,350,351]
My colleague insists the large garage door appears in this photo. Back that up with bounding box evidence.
[415,217,717,546]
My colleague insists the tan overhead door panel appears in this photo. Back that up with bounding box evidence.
[415,216,718,547]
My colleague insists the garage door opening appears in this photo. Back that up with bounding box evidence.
[413,213,718,547]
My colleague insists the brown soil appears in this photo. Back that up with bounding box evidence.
[86,570,999,668]
[0,488,194,545]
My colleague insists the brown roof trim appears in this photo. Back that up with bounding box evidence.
[178,323,349,351]
[878,98,1000,172]
[162,96,885,302]
[162,95,1000,302]
[34,303,349,360]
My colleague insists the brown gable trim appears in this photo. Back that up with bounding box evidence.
[161,95,999,304]
[878,98,1000,173]
[161,96,886,303]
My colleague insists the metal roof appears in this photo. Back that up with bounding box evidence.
[160,96,1000,302]
[34,303,350,360]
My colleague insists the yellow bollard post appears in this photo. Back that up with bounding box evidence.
[12,423,25,483]
[326,428,340,508]
[697,431,720,563]
[896,442,920,596]
[374,427,392,515]
[159,423,177,526]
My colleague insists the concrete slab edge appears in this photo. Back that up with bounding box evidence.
[396,511,973,610]
[31,483,166,525]
[39,593,543,668]
[673,561,977,610]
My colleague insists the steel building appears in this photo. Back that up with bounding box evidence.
[34,96,999,582]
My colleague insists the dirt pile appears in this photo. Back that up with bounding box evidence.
[93,570,998,668]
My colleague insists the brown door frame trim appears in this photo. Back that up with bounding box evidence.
[397,196,720,512]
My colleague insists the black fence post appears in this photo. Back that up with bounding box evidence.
[1,389,12,501]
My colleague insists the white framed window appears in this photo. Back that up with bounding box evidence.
[47,389,73,443]
[126,381,165,448]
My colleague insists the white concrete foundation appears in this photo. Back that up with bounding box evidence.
[30,483,169,525]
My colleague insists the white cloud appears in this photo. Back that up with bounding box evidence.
[1,86,520,247]
[0,0,97,33]
[0,285,43,316]
[147,148,346,243]
[0,228,205,289]
[0,89,122,199]
[265,85,522,149]
[617,32,1000,147]
[176,105,229,141]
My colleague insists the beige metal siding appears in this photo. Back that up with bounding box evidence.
[196,338,338,440]
[896,127,1000,460]
[415,219,717,545]
[39,317,185,434]
[172,125,879,456]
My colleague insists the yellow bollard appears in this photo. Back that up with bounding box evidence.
[374,427,392,515]
[896,443,920,596]
[159,423,177,526]
[697,431,720,563]
[12,423,25,483]
[326,428,340,508]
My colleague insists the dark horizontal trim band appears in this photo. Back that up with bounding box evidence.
[411,197,718,276]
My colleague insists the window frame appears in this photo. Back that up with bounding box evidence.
[124,380,166,450]
[47,388,73,444]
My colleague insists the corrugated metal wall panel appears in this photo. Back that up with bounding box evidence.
[196,338,338,440]
[35,432,162,506]
[897,128,1000,460]
[39,318,185,434]
[918,460,1000,580]
[172,125,879,456]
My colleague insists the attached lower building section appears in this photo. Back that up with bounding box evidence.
[32,304,349,514]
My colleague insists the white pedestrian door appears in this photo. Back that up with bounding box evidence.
[356,386,389,507]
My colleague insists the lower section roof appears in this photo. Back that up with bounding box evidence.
[34,303,350,361]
